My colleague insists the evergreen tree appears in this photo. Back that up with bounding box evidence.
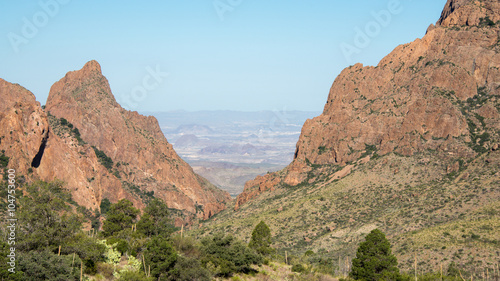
[144,237,178,280]
[137,198,175,237]
[102,199,139,237]
[17,181,82,252]
[201,234,262,277]
[350,229,402,281]
[17,250,82,281]
[167,256,211,281]
[248,221,273,255]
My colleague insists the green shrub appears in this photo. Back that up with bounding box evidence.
[17,250,82,281]
[60,117,68,126]
[167,256,211,281]
[102,199,139,237]
[118,270,154,281]
[201,234,262,277]
[0,150,9,168]
[137,198,175,238]
[63,233,107,264]
[107,237,130,255]
[100,198,111,215]
[92,146,114,171]
[17,181,82,252]
[479,16,495,27]
[144,237,178,280]
[292,264,307,273]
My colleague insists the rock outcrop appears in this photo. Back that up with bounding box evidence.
[0,61,231,220]
[0,78,132,210]
[236,0,500,209]
[437,0,500,26]
[45,60,231,219]
[0,78,50,177]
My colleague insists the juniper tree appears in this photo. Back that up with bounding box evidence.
[350,229,403,281]
[137,198,174,237]
[102,199,139,237]
[248,221,273,256]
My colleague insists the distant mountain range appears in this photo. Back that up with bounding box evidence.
[142,110,320,196]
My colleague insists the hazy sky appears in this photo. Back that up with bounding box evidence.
[0,0,446,112]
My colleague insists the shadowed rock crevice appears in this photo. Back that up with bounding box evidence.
[31,129,49,168]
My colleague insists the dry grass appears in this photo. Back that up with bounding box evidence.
[190,147,500,277]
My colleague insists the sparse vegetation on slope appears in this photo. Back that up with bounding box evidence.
[191,147,500,278]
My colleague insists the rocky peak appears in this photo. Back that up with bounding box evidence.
[82,60,102,73]
[437,0,500,26]
[235,0,500,209]
[46,61,231,220]
[48,60,119,111]
[0,78,39,111]
[437,0,472,25]
[0,77,140,211]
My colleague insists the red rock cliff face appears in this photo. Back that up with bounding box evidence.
[0,79,50,176]
[45,61,231,219]
[0,78,138,211]
[236,0,500,209]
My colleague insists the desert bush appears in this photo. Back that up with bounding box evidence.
[201,233,262,277]
[17,250,82,281]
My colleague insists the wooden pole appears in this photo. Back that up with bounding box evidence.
[58,245,61,256]
[72,253,76,268]
[441,263,443,281]
[285,251,288,265]
[415,254,417,281]
[181,225,184,238]
[346,256,349,276]
[80,260,83,281]
[339,256,341,276]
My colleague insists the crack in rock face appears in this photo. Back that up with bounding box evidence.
[31,128,49,168]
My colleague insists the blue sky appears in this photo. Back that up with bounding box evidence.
[0,0,446,112]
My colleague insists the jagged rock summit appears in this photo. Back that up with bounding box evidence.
[0,76,127,211]
[45,60,231,219]
[0,61,231,221]
[437,0,500,26]
[236,0,500,209]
